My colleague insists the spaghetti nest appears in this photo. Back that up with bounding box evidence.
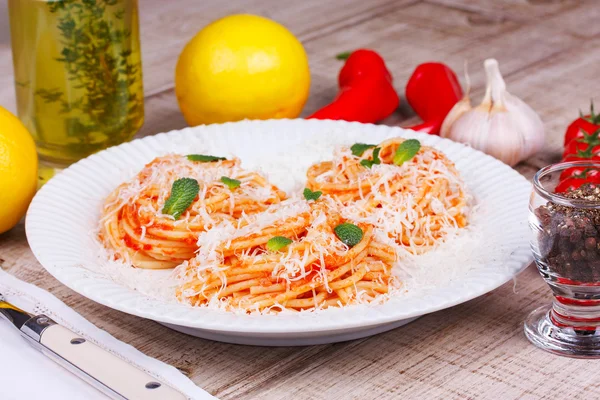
[99,154,286,269]
[306,138,469,254]
[176,199,398,312]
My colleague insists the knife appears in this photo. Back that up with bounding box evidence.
[0,294,186,400]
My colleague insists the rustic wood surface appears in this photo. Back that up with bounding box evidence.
[1,0,600,398]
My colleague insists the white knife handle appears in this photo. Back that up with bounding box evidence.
[35,323,186,400]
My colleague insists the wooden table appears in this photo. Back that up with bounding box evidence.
[1,0,600,398]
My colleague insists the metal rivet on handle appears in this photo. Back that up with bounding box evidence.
[70,338,86,345]
[145,382,161,389]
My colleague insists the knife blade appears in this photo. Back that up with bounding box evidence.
[0,294,186,400]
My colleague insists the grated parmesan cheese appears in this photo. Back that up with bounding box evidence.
[93,138,491,316]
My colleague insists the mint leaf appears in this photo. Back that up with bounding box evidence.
[360,147,381,169]
[393,139,421,166]
[351,143,376,157]
[162,178,199,220]
[187,154,226,162]
[221,176,241,189]
[334,223,364,248]
[266,236,293,252]
[303,188,322,201]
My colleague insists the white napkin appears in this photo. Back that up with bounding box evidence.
[0,269,217,400]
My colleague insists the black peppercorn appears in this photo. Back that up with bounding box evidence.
[535,184,600,283]
[586,237,597,250]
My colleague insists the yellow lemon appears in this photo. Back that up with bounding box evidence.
[0,106,38,234]
[175,14,310,125]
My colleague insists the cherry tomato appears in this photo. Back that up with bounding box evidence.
[564,102,600,146]
[556,171,600,193]
[559,166,599,181]
[557,178,590,193]
[562,135,600,159]
[564,120,600,147]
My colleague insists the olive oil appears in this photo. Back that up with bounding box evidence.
[8,0,144,165]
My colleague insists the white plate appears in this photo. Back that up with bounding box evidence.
[26,119,533,346]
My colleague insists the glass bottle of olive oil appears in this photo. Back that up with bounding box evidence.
[8,0,144,166]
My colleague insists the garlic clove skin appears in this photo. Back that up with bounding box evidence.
[441,58,545,167]
[450,107,528,166]
[441,61,472,138]
[440,96,471,138]
[502,90,545,161]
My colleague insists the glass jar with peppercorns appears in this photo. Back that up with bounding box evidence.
[526,161,600,358]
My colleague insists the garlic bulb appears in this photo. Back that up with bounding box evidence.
[440,58,545,166]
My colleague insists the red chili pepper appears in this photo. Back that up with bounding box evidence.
[404,62,463,135]
[307,49,399,123]
[564,101,600,146]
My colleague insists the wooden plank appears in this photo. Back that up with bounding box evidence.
[140,0,596,144]
[134,0,537,136]
[138,0,412,96]
[2,0,600,399]
[427,0,581,21]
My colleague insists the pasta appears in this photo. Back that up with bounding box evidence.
[98,136,471,313]
[306,137,469,254]
[99,154,286,269]
[176,199,398,312]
